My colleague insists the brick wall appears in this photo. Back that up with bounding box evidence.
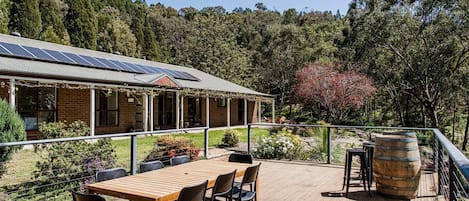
[208,98,227,127]
[0,79,9,101]
[57,88,90,125]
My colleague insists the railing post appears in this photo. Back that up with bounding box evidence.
[327,127,331,164]
[130,135,137,175]
[247,125,252,154]
[204,128,209,159]
[449,157,456,201]
[437,139,443,195]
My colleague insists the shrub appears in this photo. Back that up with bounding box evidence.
[29,121,116,199]
[253,128,307,160]
[221,129,240,147]
[145,136,200,164]
[0,99,26,178]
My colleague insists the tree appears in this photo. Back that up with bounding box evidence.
[9,0,42,39]
[345,0,468,128]
[64,0,97,49]
[0,99,26,178]
[295,63,377,123]
[96,6,137,56]
[254,24,311,109]
[40,26,62,44]
[130,1,147,57]
[39,0,69,44]
[0,0,9,34]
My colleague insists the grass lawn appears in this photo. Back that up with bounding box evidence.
[111,127,269,168]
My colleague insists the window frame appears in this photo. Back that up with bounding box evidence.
[16,86,58,131]
[95,90,120,127]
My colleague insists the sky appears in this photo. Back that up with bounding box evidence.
[147,0,352,15]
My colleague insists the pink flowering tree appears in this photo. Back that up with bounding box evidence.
[295,63,377,123]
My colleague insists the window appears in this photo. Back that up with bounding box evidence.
[96,90,119,126]
[17,86,57,131]
[217,98,226,107]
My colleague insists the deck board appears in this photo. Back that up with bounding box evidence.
[109,158,441,201]
[254,160,440,201]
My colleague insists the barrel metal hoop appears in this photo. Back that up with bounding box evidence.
[377,184,418,191]
[377,138,417,142]
[375,156,420,161]
[375,174,420,181]
[374,146,419,151]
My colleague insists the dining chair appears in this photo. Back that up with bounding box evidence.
[228,153,253,164]
[138,160,164,173]
[170,155,190,166]
[224,163,261,201]
[208,170,237,201]
[96,167,127,182]
[71,190,106,201]
[177,180,208,201]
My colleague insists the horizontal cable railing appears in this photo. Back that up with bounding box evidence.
[2,123,468,201]
[0,127,209,201]
[248,123,469,201]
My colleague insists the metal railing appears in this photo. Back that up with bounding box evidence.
[0,127,209,200]
[2,123,469,200]
[248,123,469,201]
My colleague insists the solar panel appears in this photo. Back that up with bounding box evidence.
[79,55,108,69]
[109,60,139,73]
[0,42,34,57]
[0,44,11,55]
[186,73,200,81]
[43,49,76,63]
[122,62,143,73]
[22,46,56,61]
[151,66,163,73]
[171,71,188,79]
[160,68,179,77]
[95,57,123,70]
[61,52,92,66]
[0,42,201,82]
[132,64,149,73]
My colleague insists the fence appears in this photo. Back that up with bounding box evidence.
[0,127,208,201]
[248,123,469,201]
[1,123,469,200]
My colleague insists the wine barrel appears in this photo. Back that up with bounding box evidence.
[373,133,421,199]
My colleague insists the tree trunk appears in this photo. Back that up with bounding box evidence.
[462,113,469,151]
[452,101,456,143]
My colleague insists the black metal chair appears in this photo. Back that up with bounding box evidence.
[177,180,208,201]
[223,163,261,201]
[139,160,164,173]
[71,190,106,201]
[208,170,237,201]
[228,153,253,164]
[96,167,126,182]
[170,155,190,166]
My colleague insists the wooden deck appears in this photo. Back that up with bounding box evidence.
[254,160,442,201]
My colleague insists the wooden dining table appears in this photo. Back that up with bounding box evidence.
[86,160,256,201]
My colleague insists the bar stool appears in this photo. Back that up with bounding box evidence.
[342,148,370,196]
[363,141,375,189]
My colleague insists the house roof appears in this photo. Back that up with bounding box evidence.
[0,34,272,98]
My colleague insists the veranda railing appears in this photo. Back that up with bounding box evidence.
[248,123,469,201]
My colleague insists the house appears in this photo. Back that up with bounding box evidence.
[0,34,274,139]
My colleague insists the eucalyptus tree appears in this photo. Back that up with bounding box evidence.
[345,0,468,128]
[96,6,137,57]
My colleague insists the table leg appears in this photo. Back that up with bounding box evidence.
[255,177,259,201]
